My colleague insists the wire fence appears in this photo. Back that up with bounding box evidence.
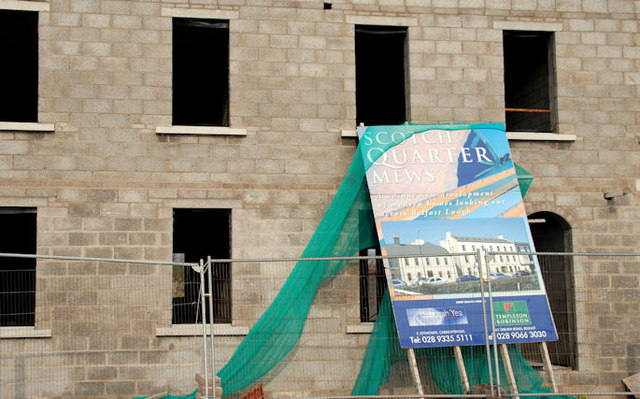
[1,252,639,398]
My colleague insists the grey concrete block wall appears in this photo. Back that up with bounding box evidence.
[0,0,638,397]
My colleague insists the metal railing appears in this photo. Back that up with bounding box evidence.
[1,251,638,398]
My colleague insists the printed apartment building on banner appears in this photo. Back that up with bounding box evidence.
[357,123,558,348]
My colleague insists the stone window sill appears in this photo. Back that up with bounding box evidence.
[0,0,50,11]
[156,324,249,337]
[341,130,358,138]
[340,129,577,142]
[156,126,247,136]
[0,327,52,339]
[0,122,55,133]
[346,323,374,334]
[506,132,577,141]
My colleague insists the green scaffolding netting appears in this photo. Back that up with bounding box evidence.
[218,123,543,397]
[514,163,534,197]
[217,142,379,396]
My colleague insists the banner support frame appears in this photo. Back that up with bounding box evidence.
[499,343,519,399]
[454,345,471,393]
[407,348,425,396]
[539,341,558,393]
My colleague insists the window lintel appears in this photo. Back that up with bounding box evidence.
[161,7,238,20]
[493,21,563,32]
[347,15,418,27]
[156,125,247,136]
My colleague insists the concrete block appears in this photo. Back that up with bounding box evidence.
[106,381,136,395]
[139,350,168,364]
[73,381,105,396]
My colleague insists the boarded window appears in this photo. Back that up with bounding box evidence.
[503,31,557,132]
[356,25,409,126]
[172,209,231,324]
[0,208,37,326]
[173,18,229,126]
[0,10,38,123]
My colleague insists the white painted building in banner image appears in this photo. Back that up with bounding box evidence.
[385,234,458,282]
[515,241,536,273]
[439,232,531,276]
[385,232,532,283]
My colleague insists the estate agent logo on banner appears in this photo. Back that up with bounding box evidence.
[358,123,558,348]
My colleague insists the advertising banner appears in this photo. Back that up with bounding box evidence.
[358,123,558,348]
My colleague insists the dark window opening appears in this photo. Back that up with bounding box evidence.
[0,207,37,326]
[503,31,556,132]
[356,25,408,126]
[519,212,577,369]
[173,18,229,127]
[172,209,231,324]
[359,247,386,322]
[0,10,38,123]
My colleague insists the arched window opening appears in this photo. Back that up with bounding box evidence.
[520,211,577,369]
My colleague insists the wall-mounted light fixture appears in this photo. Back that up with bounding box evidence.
[603,192,627,200]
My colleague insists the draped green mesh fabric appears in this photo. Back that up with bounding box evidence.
[514,163,534,197]
[350,291,402,395]
[218,124,540,396]
[217,144,379,395]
